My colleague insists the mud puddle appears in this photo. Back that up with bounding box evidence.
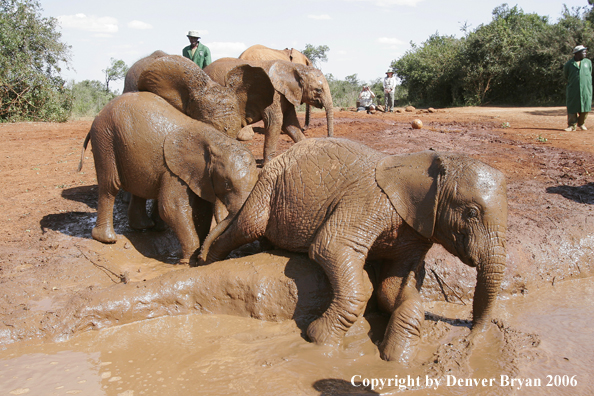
[0,278,591,396]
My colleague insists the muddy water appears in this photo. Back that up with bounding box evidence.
[1,278,592,396]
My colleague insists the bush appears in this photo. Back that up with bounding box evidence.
[0,0,72,122]
[68,80,117,118]
[391,3,594,107]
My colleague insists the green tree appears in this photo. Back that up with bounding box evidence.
[391,3,594,107]
[69,80,116,118]
[391,34,463,106]
[102,58,128,93]
[459,5,550,104]
[302,44,330,68]
[0,0,72,121]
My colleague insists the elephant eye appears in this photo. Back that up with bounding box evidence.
[467,208,479,219]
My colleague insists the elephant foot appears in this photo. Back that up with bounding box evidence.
[92,226,117,244]
[151,211,167,231]
[128,198,155,230]
[306,314,347,347]
[378,298,424,363]
[128,216,155,230]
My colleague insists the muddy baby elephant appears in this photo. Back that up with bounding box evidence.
[82,91,259,264]
[204,58,334,165]
[201,138,508,363]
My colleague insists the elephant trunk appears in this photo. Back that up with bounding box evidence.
[471,241,506,332]
[323,94,334,137]
[305,104,311,129]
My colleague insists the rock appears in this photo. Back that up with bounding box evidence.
[405,106,416,112]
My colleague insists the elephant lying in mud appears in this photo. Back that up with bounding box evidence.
[204,58,334,165]
[79,92,259,264]
[200,138,508,363]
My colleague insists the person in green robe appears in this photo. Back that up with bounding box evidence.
[563,45,592,131]
[182,30,212,69]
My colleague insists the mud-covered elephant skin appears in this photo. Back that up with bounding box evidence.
[83,91,259,264]
[137,55,275,139]
[201,138,508,363]
[122,50,167,94]
[239,44,311,66]
[239,44,313,127]
[204,58,334,165]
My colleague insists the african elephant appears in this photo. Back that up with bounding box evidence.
[203,58,334,165]
[239,44,311,65]
[239,44,313,127]
[122,50,168,93]
[137,55,275,139]
[200,138,508,363]
[82,91,259,264]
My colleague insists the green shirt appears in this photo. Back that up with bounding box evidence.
[182,42,212,69]
[564,57,592,114]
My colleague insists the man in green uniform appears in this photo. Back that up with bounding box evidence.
[182,30,212,69]
[563,45,592,131]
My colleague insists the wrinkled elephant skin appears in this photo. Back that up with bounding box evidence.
[239,44,312,66]
[204,58,334,165]
[239,44,313,128]
[122,50,167,93]
[85,92,259,264]
[137,55,276,140]
[201,138,508,363]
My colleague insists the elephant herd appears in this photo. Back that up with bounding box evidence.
[79,45,509,364]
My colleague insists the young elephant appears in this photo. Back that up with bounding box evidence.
[84,91,259,264]
[203,58,334,165]
[137,55,275,139]
[200,138,508,363]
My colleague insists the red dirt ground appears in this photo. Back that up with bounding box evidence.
[0,106,593,343]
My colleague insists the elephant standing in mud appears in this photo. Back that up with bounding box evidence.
[114,55,274,226]
[239,44,313,127]
[81,92,259,264]
[204,58,334,165]
[122,50,167,93]
[200,138,508,363]
[137,55,275,138]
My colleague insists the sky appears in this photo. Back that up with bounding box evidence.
[41,0,589,93]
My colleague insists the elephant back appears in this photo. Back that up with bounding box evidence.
[123,50,168,93]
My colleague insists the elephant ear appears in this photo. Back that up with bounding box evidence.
[163,125,216,204]
[267,61,303,106]
[138,55,206,115]
[375,151,442,239]
[225,64,275,124]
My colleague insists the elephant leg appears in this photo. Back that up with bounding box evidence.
[201,182,272,264]
[93,177,119,244]
[307,227,374,346]
[158,174,208,264]
[377,254,428,363]
[262,102,283,166]
[127,195,155,230]
[149,199,167,231]
[282,106,306,143]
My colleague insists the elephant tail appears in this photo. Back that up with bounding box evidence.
[77,131,91,172]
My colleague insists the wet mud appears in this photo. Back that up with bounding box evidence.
[0,107,593,395]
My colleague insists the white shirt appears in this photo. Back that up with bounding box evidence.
[383,76,397,93]
[359,90,375,107]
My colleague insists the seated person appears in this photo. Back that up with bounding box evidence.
[357,86,376,114]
